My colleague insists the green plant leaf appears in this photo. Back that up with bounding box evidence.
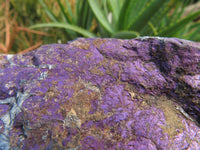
[86,9,94,30]
[88,0,114,34]
[39,0,58,22]
[29,23,96,38]
[141,0,177,35]
[170,0,191,25]
[65,0,75,23]
[112,31,140,39]
[57,0,72,23]
[128,0,168,32]
[159,10,200,37]
[185,23,200,41]
[117,0,136,30]
[103,0,109,17]
[108,0,120,23]
[126,0,149,29]
[75,0,81,23]
[147,22,158,36]
[77,0,90,28]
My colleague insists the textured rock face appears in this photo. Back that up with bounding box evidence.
[0,37,200,149]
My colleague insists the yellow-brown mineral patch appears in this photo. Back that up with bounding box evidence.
[156,96,185,138]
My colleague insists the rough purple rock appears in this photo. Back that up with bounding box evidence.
[0,37,200,149]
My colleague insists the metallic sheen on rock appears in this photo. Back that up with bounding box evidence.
[0,37,200,149]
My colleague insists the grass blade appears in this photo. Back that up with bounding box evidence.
[112,31,140,39]
[147,22,158,36]
[65,0,75,23]
[86,9,94,30]
[57,0,72,23]
[30,23,97,38]
[75,0,85,24]
[39,0,58,22]
[103,0,109,17]
[117,0,135,30]
[187,25,200,41]
[185,23,200,40]
[128,0,168,32]
[170,0,191,24]
[126,0,148,28]
[140,1,177,36]
[88,0,114,34]
[77,0,90,28]
[108,0,120,23]
[159,10,200,37]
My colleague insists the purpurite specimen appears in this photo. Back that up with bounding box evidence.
[0,37,200,149]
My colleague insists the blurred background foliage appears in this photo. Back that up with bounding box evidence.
[0,0,200,53]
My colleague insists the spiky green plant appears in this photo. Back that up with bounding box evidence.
[29,0,200,41]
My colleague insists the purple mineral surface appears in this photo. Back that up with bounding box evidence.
[0,37,200,150]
